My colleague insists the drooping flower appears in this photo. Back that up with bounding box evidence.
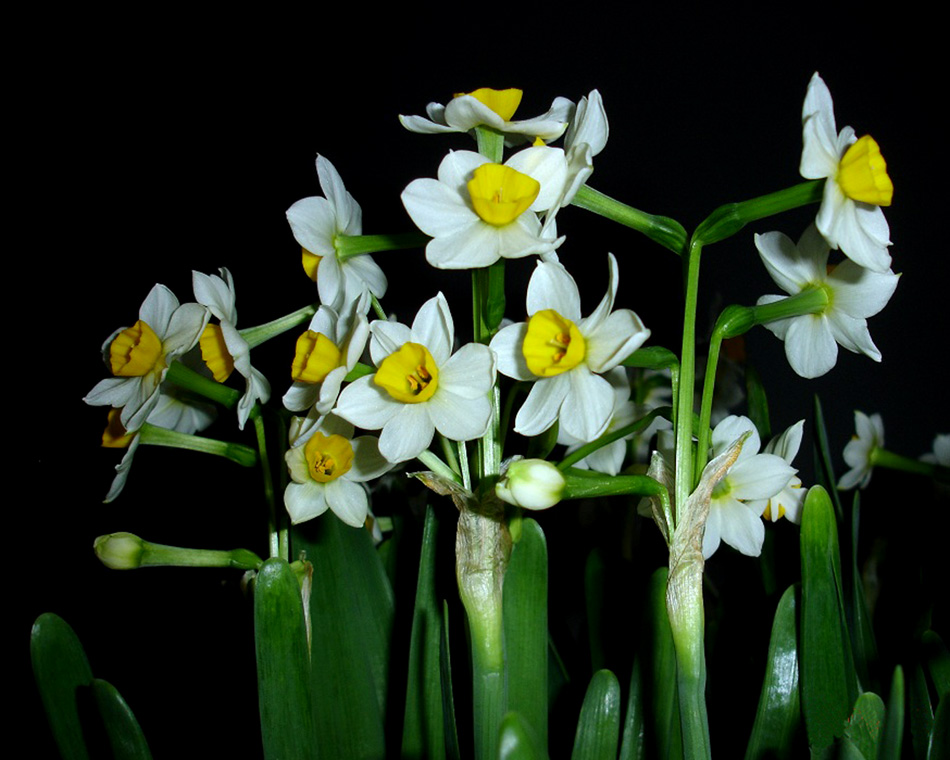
[286,155,387,310]
[557,89,609,209]
[491,253,650,442]
[755,224,899,378]
[761,420,807,524]
[399,87,573,143]
[334,293,496,463]
[704,416,798,558]
[193,267,271,429]
[800,72,894,272]
[401,146,568,269]
[838,411,884,490]
[85,284,209,432]
[283,414,393,527]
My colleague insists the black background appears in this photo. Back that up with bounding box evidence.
[17,5,948,756]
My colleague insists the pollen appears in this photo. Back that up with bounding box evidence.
[467,163,540,226]
[292,330,342,383]
[304,431,354,483]
[837,135,893,206]
[454,87,523,122]
[375,342,440,403]
[522,309,586,377]
[199,324,235,382]
[109,320,164,377]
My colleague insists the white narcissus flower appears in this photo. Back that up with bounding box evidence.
[284,414,393,527]
[558,89,609,209]
[399,87,573,143]
[755,224,899,379]
[84,284,209,433]
[838,411,885,490]
[921,434,950,467]
[401,146,568,269]
[491,253,650,442]
[193,268,271,429]
[704,416,798,559]
[334,293,496,464]
[800,72,894,273]
[286,155,387,311]
[761,420,807,524]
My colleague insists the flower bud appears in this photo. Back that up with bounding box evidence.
[496,458,565,510]
[94,532,146,570]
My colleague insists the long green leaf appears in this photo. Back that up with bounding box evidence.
[843,692,885,760]
[811,395,844,520]
[401,505,446,760]
[254,557,315,760]
[744,363,771,441]
[503,518,549,752]
[585,549,607,674]
[930,693,949,760]
[498,711,548,760]
[91,679,153,760]
[922,630,950,698]
[292,514,392,757]
[619,657,644,760]
[744,584,801,760]
[880,666,905,760]
[641,568,682,760]
[799,486,857,751]
[909,662,934,760]
[571,669,621,760]
[848,491,878,691]
[440,600,461,760]
[31,612,94,760]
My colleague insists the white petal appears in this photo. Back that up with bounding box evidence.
[424,223,502,269]
[334,376,402,431]
[427,390,492,442]
[826,312,881,361]
[370,320,413,365]
[490,322,533,381]
[317,155,362,235]
[139,284,180,336]
[829,261,899,319]
[192,270,236,323]
[442,96,507,132]
[412,293,454,366]
[325,479,369,527]
[286,196,338,256]
[729,453,796,502]
[515,375,569,437]
[754,230,824,294]
[558,368,614,441]
[379,404,435,463]
[583,309,650,373]
[285,481,328,524]
[526,259,581,320]
[439,343,495,398]
[784,315,837,379]
[711,416,760,460]
[506,145,568,212]
[714,498,766,557]
[344,254,388,300]
[579,252,619,333]
[401,178,479,238]
[347,436,393,482]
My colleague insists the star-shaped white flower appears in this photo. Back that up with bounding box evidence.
[838,410,884,490]
[401,146,568,269]
[399,87,573,143]
[334,293,496,463]
[557,89,609,209]
[286,155,387,310]
[491,253,650,442]
[761,420,807,524]
[704,416,797,558]
[755,224,899,379]
[193,267,271,429]
[284,414,393,527]
[800,72,894,272]
[84,284,209,432]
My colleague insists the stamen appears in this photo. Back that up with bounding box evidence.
[375,342,440,403]
[523,310,586,377]
[304,432,354,484]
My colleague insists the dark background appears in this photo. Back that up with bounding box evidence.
[18,5,947,756]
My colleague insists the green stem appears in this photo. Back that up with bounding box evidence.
[335,232,429,261]
[94,532,262,570]
[138,423,257,466]
[572,185,687,254]
[416,449,462,486]
[370,294,388,321]
[239,302,318,349]
[252,407,283,560]
[675,239,702,509]
[557,409,670,470]
[871,447,950,482]
[165,361,241,408]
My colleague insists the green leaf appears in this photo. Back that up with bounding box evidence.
[811,395,844,521]
[486,259,506,333]
[799,486,857,751]
[401,506,446,760]
[292,514,393,758]
[503,518,549,752]
[640,568,682,760]
[30,613,94,760]
[254,557,315,760]
[91,679,153,760]
[909,663,934,760]
[929,694,949,760]
[744,363,771,442]
[571,669,622,760]
[847,492,877,692]
[498,711,549,760]
[441,600,461,760]
[585,549,607,674]
[880,666,905,760]
[622,346,680,371]
[922,630,950,699]
[619,657,644,760]
[744,584,801,760]
[843,692,885,760]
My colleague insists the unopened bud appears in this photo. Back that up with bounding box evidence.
[496,458,565,510]
[94,532,146,570]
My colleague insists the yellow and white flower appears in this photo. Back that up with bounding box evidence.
[84,284,209,432]
[334,293,496,463]
[800,72,894,273]
[286,155,387,310]
[401,146,568,269]
[399,87,572,143]
[490,253,650,442]
[193,267,271,429]
[838,410,884,490]
[284,414,393,527]
[761,420,807,524]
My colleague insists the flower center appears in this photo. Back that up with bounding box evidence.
[522,309,586,377]
[375,342,440,403]
[467,163,540,226]
[292,330,342,383]
[837,135,893,206]
[199,324,235,382]
[455,87,523,121]
[301,247,322,281]
[711,476,733,500]
[102,409,135,449]
[304,431,354,483]
[109,319,164,377]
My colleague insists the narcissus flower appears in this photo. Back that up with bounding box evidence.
[704,416,797,558]
[761,420,807,524]
[334,293,496,463]
[399,87,573,142]
[401,146,568,269]
[755,224,899,378]
[496,457,566,510]
[286,155,387,310]
[921,434,950,467]
[283,414,393,527]
[193,267,270,429]
[84,284,209,432]
[800,72,894,272]
[557,89,609,209]
[838,410,884,490]
[490,253,650,442]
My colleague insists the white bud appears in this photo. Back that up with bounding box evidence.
[496,457,565,510]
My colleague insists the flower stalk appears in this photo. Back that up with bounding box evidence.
[137,421,258,467]
[94,532,262,571]
[571,184,687,254]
